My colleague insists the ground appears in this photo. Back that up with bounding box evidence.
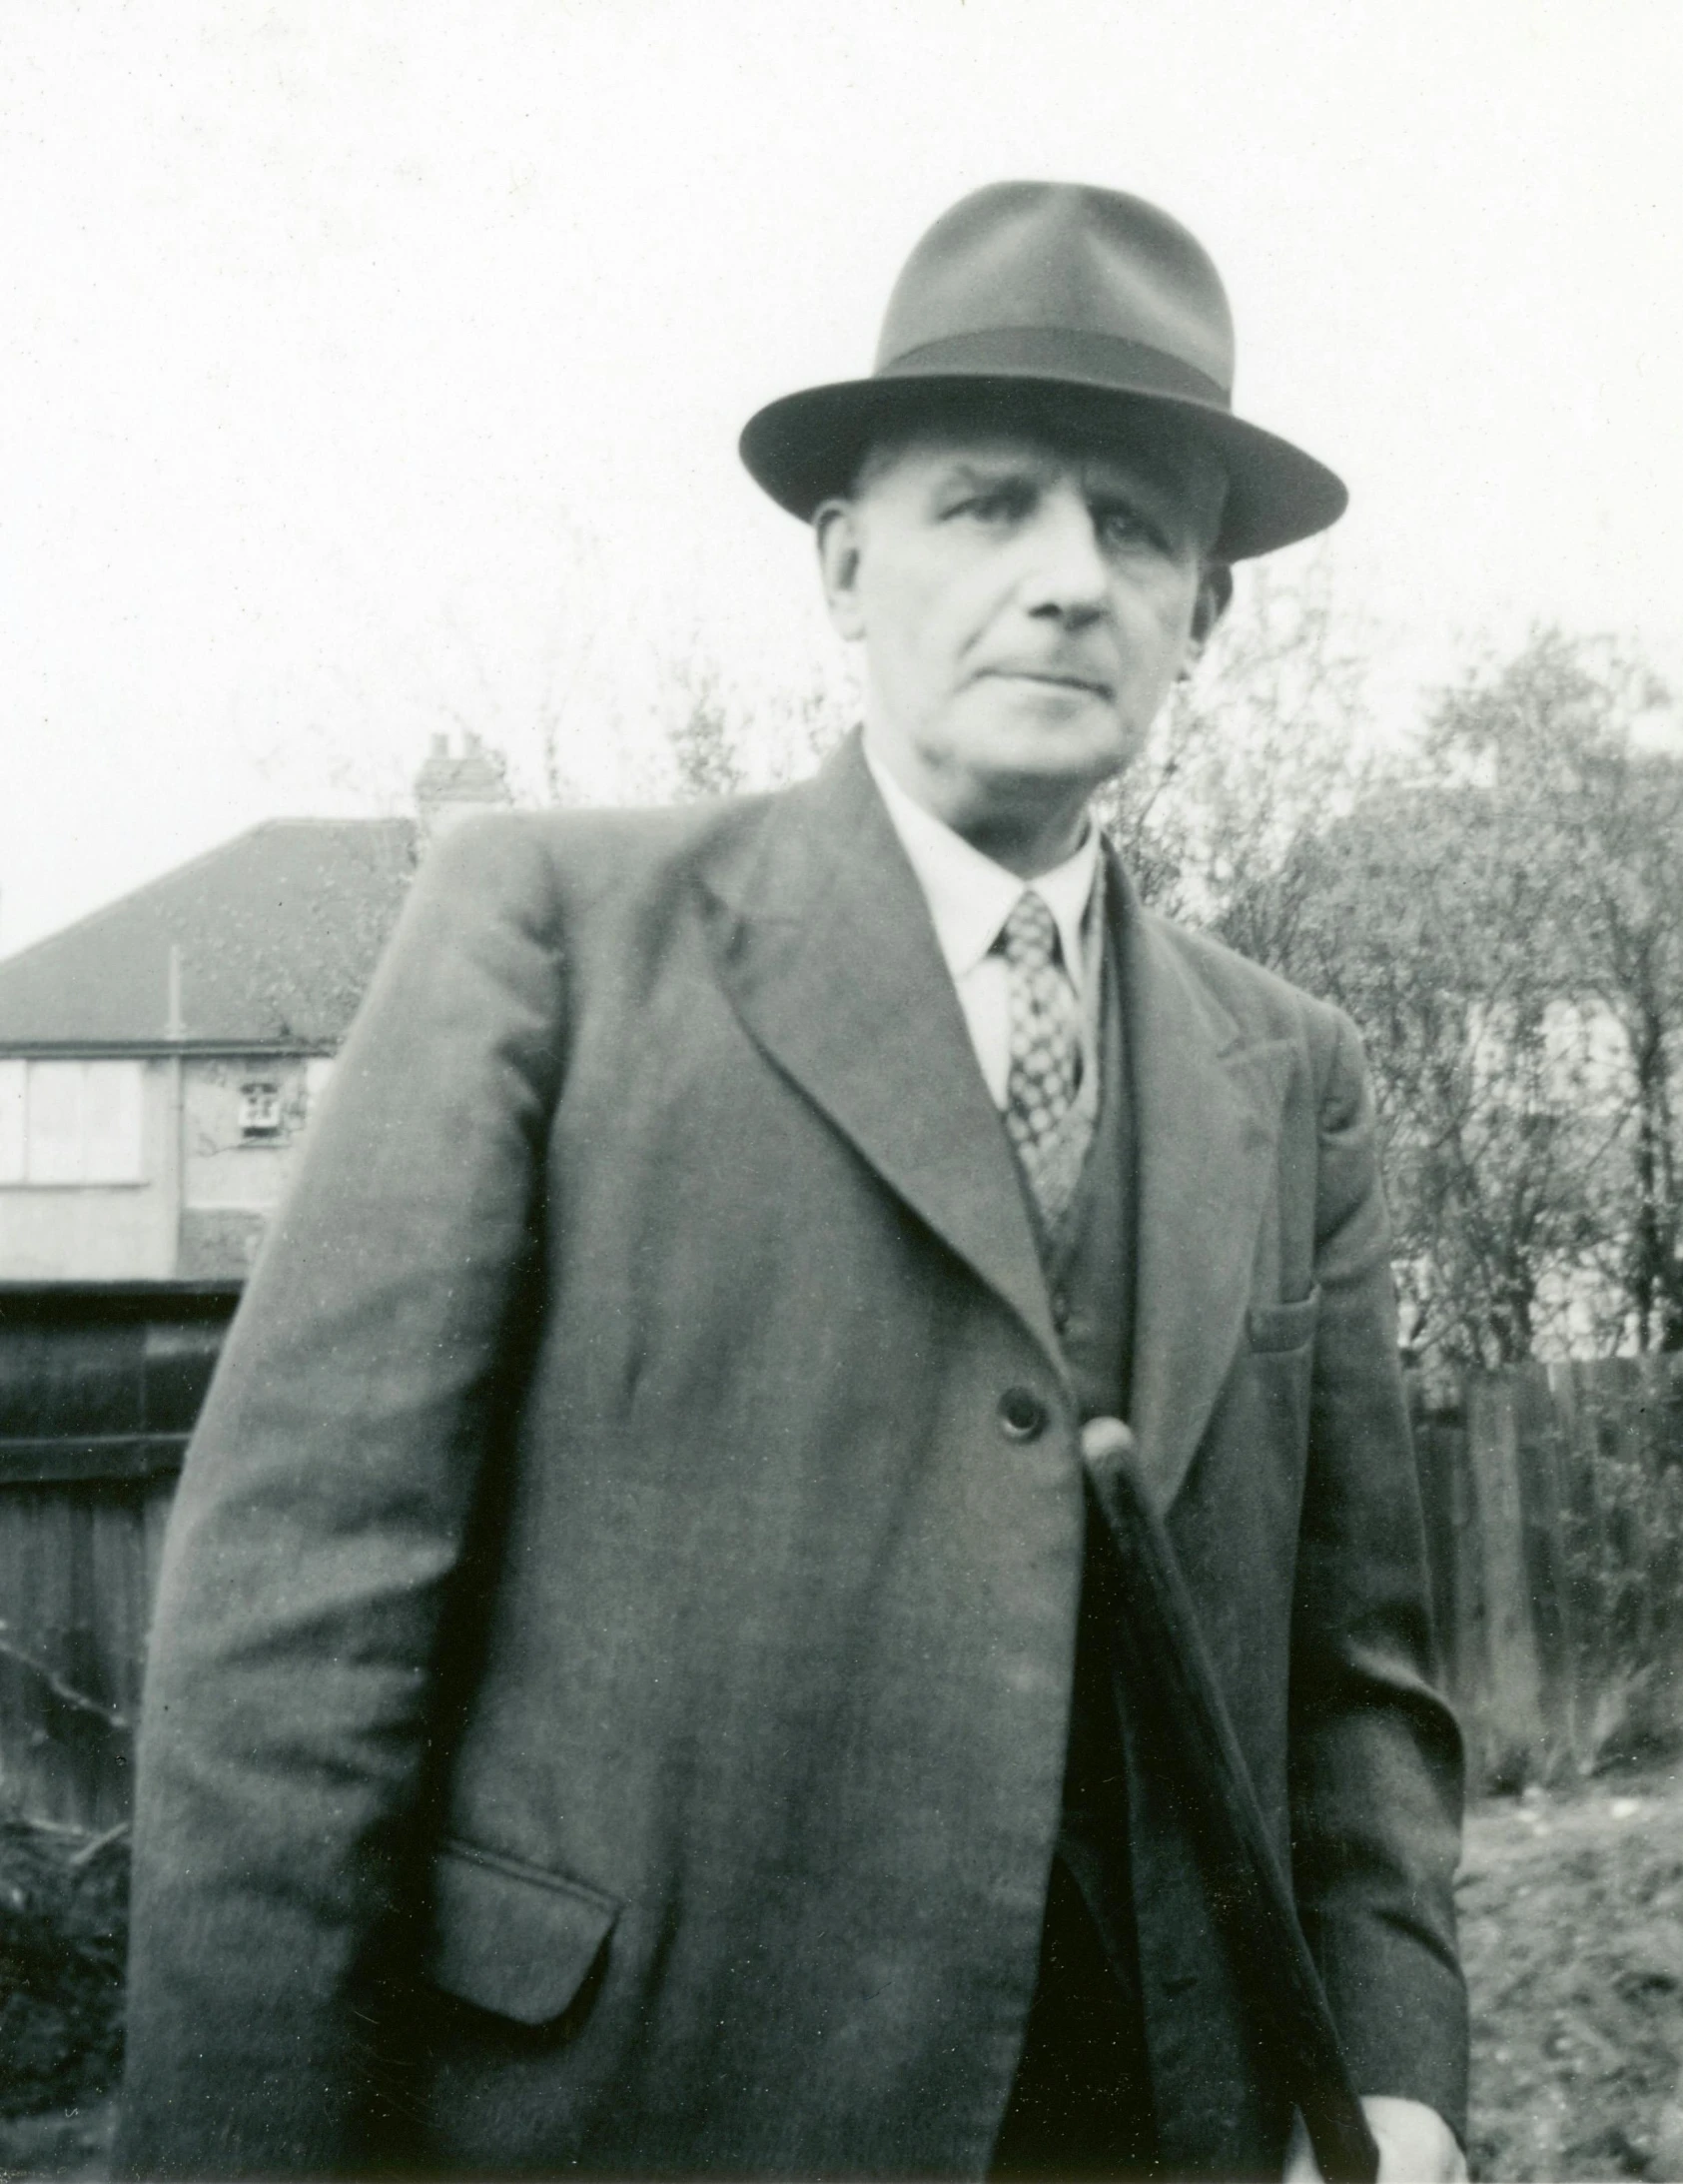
[1460,1758,1683,2180]
[2,1763,1681,2180]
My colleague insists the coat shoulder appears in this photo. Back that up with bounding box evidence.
[1138,905,1357,1092]
[408,792,782,928]
[428,793,779,879]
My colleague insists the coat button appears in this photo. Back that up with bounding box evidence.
[998,1388,1049,1442]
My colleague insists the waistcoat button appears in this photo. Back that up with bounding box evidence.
[998,1388,1048,1442]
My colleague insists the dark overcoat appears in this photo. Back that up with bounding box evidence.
[116,735,1466,2178]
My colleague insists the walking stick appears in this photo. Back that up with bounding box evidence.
[1079,1416,1381,2184]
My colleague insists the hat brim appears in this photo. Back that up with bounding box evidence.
[739,372,1345,561]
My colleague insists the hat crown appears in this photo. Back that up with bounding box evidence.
[738,176,1346,558]
[875,182,1236,405]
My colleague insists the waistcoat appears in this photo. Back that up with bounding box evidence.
[1021,908,1143,1976]
[1042,898,1135,1420]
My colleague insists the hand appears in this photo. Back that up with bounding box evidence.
[1283,2097,1467,2182]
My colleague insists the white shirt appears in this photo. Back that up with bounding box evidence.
[863,739,1103,1110]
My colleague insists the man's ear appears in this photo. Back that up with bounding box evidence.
[1186,560,1233,663]
[815,499,867,640]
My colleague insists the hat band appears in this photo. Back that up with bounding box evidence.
[877,326,1231,412]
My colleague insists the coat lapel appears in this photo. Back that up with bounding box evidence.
[697,746,1297,1478]
[1113,851,1296,1514]
[696,736,1065,1374]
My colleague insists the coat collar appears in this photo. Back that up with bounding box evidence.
[697,733,1063,1368]
[1113,843,1296,1512]
[696,736,1294,1513]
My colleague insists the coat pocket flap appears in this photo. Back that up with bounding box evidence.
[424,1839,619,2026]
[1246,1286,1321,1354]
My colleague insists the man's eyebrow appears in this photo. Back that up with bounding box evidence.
[1082,459,1179,500]
[915,446,1193,507]
[929,455,1033,485]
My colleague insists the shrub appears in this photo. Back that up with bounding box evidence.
[0,1802,127,2116]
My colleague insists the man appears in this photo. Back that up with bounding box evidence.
[117,182,1467,2179]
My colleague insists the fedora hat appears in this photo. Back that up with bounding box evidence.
[740,181,1345,561]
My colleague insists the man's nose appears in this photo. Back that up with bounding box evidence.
[1020,489,1110,625]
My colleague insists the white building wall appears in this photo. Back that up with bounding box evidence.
[177,1055,324,1278]
[0,1051,335,1282]
[0,1059,176,1279]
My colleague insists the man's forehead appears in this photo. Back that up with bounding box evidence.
[852,410,1225,509]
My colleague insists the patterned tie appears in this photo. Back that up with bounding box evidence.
[999,889,1092,1232]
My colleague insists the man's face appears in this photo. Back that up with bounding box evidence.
[817,417,1229,866]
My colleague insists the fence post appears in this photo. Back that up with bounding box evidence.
[1510,1363,1581,1775]
[1461,1372,1549,1788]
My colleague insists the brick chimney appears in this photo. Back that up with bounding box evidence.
[414,731,513,844]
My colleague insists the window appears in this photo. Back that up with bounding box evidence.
[0,1059,146,1184]
[239,1081,283,1139]
[0,1065,20,1180]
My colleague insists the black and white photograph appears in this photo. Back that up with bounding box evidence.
[0,5,1679,2178]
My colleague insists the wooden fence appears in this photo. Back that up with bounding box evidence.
[0,1284,235,1828]
[1412,1355,1683,1791]
[2,1288,1681,1825]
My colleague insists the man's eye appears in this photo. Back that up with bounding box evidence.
[1097,509,1160,550]
[948,487,1027,523]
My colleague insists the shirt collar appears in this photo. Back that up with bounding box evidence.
[863,739,1102,990]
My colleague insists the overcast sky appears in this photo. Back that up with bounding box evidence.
[2,0,1679,955]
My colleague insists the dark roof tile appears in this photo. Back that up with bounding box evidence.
[0,819,419,1047]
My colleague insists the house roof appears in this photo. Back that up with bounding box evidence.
[0,818,419,1048]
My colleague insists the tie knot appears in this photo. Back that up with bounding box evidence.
[998,889,1060,973]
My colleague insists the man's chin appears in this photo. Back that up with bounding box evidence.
[971,684,1132,753]
[973,718,1137,796]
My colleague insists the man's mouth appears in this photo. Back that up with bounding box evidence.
[983,666,1115,700]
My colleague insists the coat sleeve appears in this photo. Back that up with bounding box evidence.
[1287,1009,1469,2144]
[115,815,568,2178]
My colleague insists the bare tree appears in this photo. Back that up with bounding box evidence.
[1272,777,1615,1366]
[662,645,854,804]
[1421,629,1683,1351]
[1094,550,1366,965]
